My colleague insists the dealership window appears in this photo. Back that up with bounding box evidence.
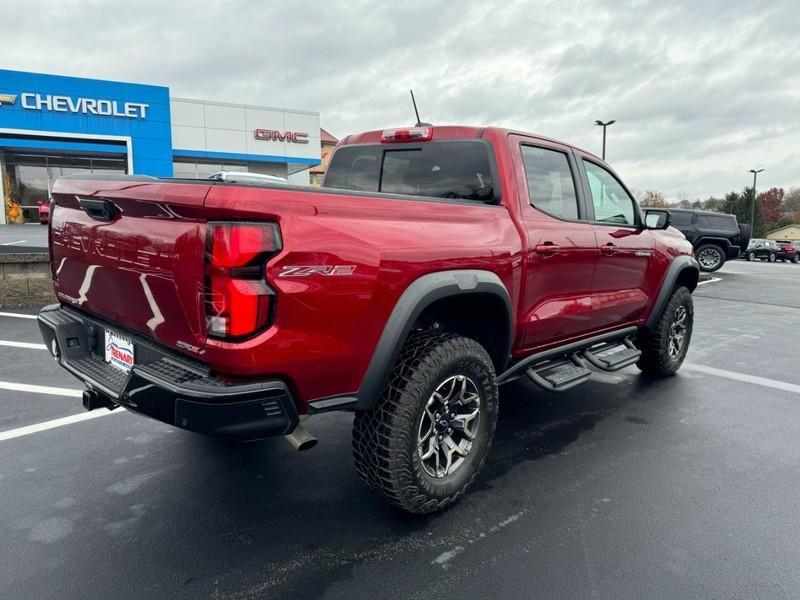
[1,151,126,223]
[172,159,289,180]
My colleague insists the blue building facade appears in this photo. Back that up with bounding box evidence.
[0,69,173,177]
[0,69,320,223]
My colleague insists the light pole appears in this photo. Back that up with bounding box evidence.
[595,119,615,160]
[749,168,764,234]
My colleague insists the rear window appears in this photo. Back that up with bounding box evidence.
[323,141,496,203]
[696,213,735,228]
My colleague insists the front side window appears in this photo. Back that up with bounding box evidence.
[583,160,636,226]
[520,145,579,220]
[669,211,694,226]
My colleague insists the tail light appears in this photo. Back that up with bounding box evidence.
[381,127,432,143]
[205,222,281,339]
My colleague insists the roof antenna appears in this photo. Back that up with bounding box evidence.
[410,89,431,127]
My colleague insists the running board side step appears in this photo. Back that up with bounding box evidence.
[497,326,638,385]
[525,354,591,392]
[582,338,641,372]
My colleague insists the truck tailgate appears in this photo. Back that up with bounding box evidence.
[49,177,211,355]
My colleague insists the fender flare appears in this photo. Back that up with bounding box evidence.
[646,255,699,329]
[355,270,512,411]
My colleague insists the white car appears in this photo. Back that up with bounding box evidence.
[207,171,289,186]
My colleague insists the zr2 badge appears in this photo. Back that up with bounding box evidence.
[279,265,356,277]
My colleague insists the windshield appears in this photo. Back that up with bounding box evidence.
[323,141,496,203]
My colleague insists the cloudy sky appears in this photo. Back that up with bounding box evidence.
[3,0,798,199]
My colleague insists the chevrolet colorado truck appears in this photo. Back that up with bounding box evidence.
[38,125,698,514]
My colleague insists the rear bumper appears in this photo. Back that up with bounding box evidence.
[37,304,298,440]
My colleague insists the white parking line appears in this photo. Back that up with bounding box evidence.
[0,381,83,397]
[697,277,721,286]
[1,240,27,246]
[0,410,122,442]
[686,364,800,395]
[0,340,47,350]
[0,311,38,320]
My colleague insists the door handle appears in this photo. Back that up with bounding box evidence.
[535,243,560,256]
[601,242,617,255]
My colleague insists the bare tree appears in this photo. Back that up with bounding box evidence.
[638,190,668,207]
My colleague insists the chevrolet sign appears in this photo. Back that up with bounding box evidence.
[0,93,17,105]
[18,93,148,119]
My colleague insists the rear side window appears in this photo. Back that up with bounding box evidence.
[520,145,579,220]
[324,141,496,202]
[669,212,694,226]
[696,214,735,228]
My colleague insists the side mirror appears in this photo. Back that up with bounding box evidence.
[644,209,671,230]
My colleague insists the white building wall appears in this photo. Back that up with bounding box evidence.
[170,98,321,164]
[287,170,310,186]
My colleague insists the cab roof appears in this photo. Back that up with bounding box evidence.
[339,125,600,160]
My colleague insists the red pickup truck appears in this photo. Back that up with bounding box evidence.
[38,125,698,513]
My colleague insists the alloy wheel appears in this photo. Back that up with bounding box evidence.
[697,247,721,270]
[417,375,481,478]
[668,305,688,359]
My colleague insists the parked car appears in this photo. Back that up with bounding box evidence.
[775,240,800,263]
[666,209,746,272]
[745,239,779,262]
[37,200,49,225]
[207,171,289,185]
[39,125,699,513]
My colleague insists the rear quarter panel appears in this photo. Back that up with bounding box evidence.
[203,185,522,408]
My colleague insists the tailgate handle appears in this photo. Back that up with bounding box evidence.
[78,197,117,222]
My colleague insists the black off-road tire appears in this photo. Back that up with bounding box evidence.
[695,244,725,272]
[352,332,499,514]
[636,286,694,377]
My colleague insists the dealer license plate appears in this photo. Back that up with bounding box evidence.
[105,330,135,373]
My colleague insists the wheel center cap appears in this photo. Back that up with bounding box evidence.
[436,418,450,432]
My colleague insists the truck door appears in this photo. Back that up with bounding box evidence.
[576,155,660,328]
[510,136,600,349]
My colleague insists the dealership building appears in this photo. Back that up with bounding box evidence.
[0,69,321,223]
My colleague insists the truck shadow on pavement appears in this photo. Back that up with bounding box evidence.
[165,371,668,597]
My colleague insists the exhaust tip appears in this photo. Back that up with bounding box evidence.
[284,424,318,451]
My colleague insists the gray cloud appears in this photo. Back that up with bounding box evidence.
[2,0,798,199]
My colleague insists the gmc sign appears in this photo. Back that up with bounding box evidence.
[254,129,309,144]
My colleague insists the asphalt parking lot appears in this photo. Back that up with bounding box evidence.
[1,259,799,600]
[0,224,48,251]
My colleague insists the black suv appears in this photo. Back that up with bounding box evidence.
[667,209,747,272]
[745,239,779,262]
